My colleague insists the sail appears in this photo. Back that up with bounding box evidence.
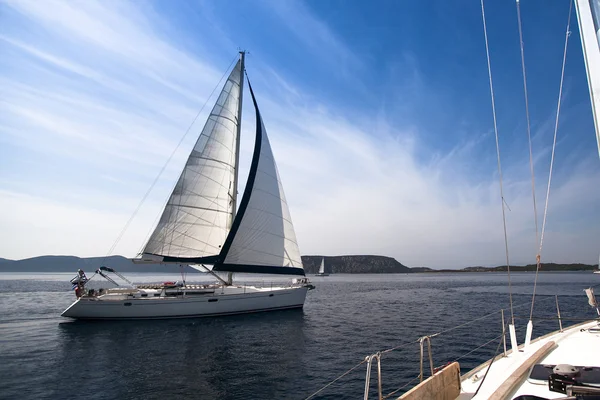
[319,258,325,274]
[142,60,243,260]
[214,79,305,276]
[575,0,600,156]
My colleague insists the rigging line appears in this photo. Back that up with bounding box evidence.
[481,0,515,325]
[455,332,505,362]
[473,331,505,397]
[379,298,553,356]
[380,338,421,355]
[303,359,367,400]
[516,0,540,252]
[382,375,421,399]
[530,0,573,321]
[135,54,240,256]
[430,309,501,338]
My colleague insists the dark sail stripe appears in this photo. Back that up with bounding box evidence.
[213,263,305,276]
[153,254,220,264]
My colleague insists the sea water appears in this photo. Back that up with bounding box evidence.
[0,272,596,399]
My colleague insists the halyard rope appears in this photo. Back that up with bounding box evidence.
[516,0,542,322]
[516,0,540,258]
[480,0,515,325]
[529,0,573,321]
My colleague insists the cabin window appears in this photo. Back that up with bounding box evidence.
[154,293,160,297]
[208,298,218,302]
[124,302,132,306]
[141,294,148,297]
[269,294,274,297]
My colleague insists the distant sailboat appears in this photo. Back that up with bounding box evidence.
[62,52,314,320]
[315,257,329,277]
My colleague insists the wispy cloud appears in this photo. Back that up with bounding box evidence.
[262,0,362,73]
[0,0,598,268]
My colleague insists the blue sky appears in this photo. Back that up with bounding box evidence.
[0,0,598,268]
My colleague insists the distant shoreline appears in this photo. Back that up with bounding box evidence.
[0,254,597,274]
[413,263,598,273]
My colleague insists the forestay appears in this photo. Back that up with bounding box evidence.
[143,60,243,259]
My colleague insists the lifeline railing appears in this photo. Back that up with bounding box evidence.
[304,294,569,400]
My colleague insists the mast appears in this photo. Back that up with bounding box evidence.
[227,51,245,285]
[574,0,600,157]
[232,51,246,221]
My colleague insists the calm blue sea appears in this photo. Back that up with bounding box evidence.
[0,272,598,400]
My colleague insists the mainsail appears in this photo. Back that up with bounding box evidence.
[213,79,304,276]
[143,59,243,261]
[575,0,600,156]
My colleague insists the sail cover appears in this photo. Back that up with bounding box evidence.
[214,79,305,276]
[575,0,600,156]
[143,60,243,259]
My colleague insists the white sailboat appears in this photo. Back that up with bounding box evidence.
[62,52,314,320]
[315,257,329,277]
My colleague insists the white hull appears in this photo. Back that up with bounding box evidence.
[62,285,309,320]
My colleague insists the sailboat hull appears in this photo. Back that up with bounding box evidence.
[61,285,309,320]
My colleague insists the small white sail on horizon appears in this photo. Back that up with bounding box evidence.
[315,257,329,276]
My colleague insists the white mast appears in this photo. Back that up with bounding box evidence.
[232,51,246,221]
[575,0,600,157]
[227,51,245,285]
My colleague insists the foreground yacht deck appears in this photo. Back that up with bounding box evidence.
[459,320,600,400]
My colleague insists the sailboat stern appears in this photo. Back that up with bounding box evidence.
[61,298,84,319]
